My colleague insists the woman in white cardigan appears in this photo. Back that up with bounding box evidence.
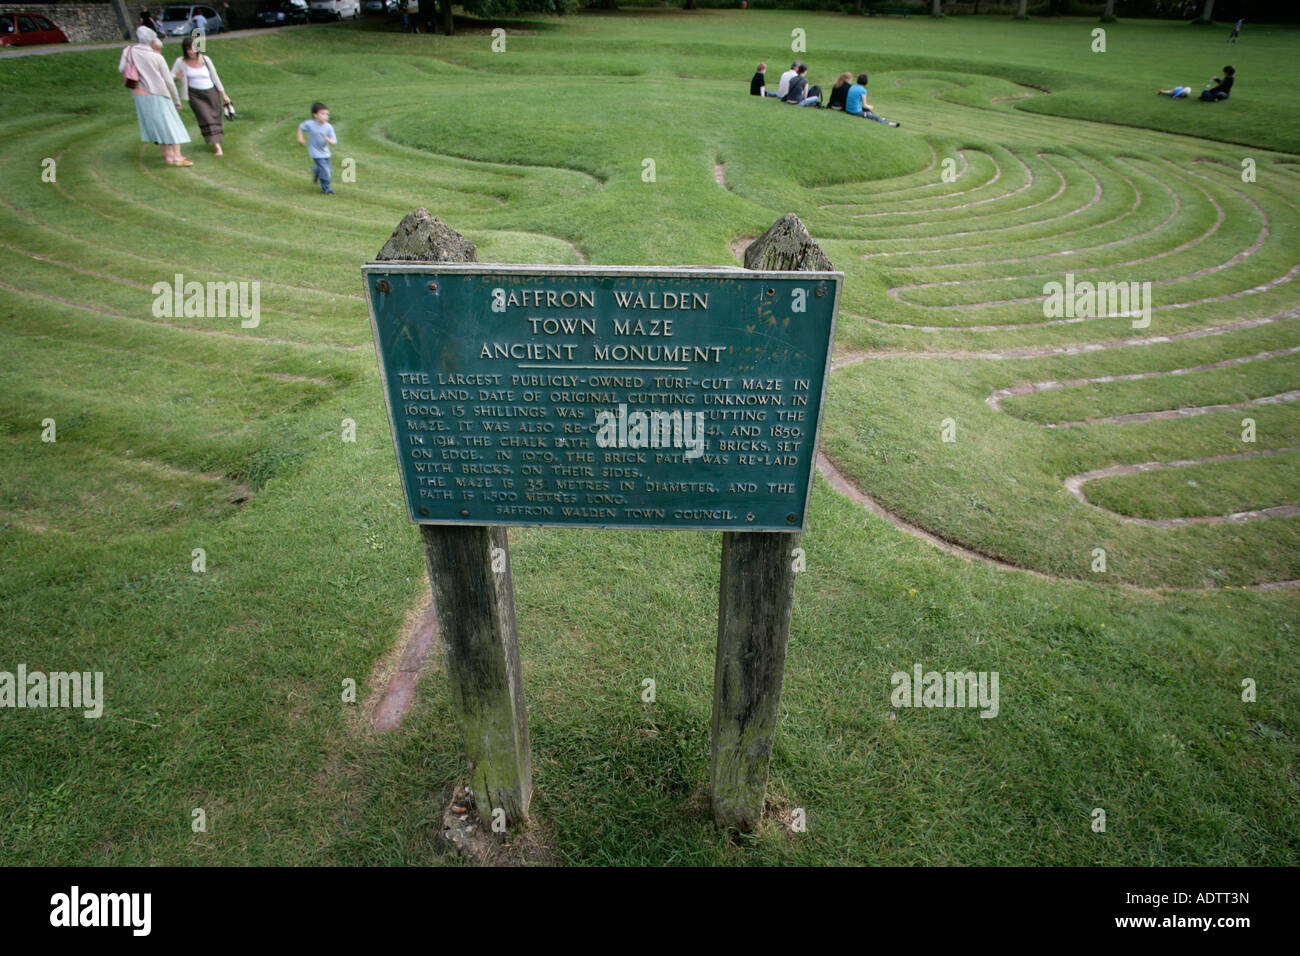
[172,35,232,156]
[118,26,193,167]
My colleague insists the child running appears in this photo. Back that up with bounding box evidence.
[296,102,337,195]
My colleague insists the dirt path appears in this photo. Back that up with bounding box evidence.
[817,451,1298,591]
[1063,447,1300,527]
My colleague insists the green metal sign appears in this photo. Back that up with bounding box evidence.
[362,264,841,531]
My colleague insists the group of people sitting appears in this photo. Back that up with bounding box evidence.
[750,61,901,127]
[1158,65,1236,101]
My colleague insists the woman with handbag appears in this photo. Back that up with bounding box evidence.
[119,26,193,167]
[171,35,232,156]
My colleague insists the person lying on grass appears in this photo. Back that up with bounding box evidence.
[1157,85,1192,98]
[846,73,901,127]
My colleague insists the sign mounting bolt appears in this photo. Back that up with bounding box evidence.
[376,279,392,294]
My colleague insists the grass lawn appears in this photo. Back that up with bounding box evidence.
[0,10,1296,865]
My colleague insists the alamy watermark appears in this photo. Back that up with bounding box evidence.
[1043,273,1151,329]
[1,665,104,718]
[890,663,999,718]
[152,273,260,328]
[595,403,705,460]
[50,886,150,936]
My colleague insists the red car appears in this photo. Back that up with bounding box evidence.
[0,12,70,46]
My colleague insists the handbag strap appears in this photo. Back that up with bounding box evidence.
[203,54,223,94]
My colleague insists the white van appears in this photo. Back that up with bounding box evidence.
[308,0,360,20]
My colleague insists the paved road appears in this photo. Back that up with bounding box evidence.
[0,24,315,58]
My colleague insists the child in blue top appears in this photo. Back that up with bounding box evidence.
[297,102,337,195]
[845,73,900,127]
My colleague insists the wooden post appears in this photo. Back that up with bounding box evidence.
[376,209,531,825]
[709,214,833,831]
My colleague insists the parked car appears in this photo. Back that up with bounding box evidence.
[256,0,310,26]
[363,0,399,13]
[0,12,70,46]
[308,0,360,21]
[158,5,223,37]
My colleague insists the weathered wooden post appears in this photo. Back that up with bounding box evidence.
[374,209,531,825]
[709,214,833,831]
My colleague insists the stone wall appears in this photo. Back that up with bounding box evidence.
[0,3,125,43]
[0,2,271,44]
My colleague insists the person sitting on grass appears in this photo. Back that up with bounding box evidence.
[775,61,801,101]
[828,72,853,111]
[750,62,768,96]
[782,64,822,107]
[846,72,900,127]
[1157,85,1192,99]
[1199,66,1235,102]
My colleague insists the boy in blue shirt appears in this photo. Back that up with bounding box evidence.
[846,73,900,127]
[297,102,337,195]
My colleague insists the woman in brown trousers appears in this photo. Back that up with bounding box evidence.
[171,35,232,156]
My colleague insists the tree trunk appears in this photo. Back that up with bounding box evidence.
[932,0,942,17]
[439,0,453,36]
[1102,0,1116,19]
[1197,0,1215,22]
[683,0,697,9]
[108,0,132,39]
[1015,0,1027,18]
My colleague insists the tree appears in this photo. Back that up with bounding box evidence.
[1101,0,1116,20]
[1014,0,1027,18]
[1195,0,1215,23]
[932,0,943,17]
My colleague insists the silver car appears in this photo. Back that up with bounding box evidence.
[158,5,224,36]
